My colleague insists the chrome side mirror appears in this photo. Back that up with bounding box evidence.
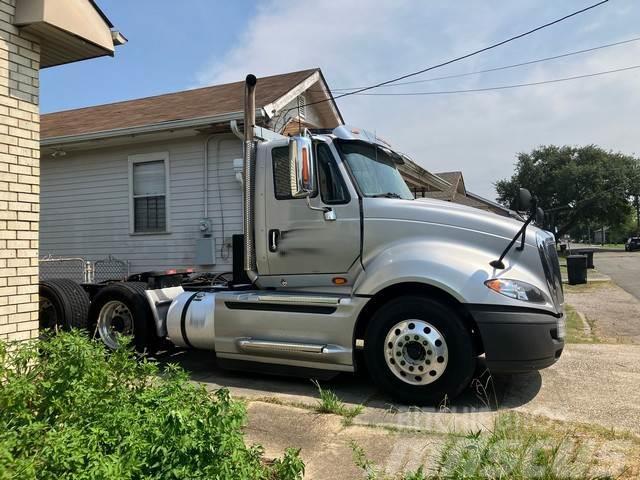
[289,135,315,198]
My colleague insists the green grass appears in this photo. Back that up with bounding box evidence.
[350,412,624,479]
[564,305,598,344]
[312,380,364,426]
[598,243,625,249]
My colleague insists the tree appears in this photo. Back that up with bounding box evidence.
[495,145,639,238]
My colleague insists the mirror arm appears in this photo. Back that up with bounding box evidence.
[490,206,536,269]
[305,195,331,213]
[516,226,527,251]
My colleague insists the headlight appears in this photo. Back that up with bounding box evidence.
[484,279,547,303]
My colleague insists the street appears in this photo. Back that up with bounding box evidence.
[594,251,640,300]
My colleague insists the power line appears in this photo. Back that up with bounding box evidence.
[327,36,640,92]
[281,0,608,116]
[343,64,640,96]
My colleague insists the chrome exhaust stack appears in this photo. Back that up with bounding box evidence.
[243,74,258,283]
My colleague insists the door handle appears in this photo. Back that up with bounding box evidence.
[268,229,280,252]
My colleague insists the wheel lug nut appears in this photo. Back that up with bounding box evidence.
[400,360,406,366]
[418,366,424,371]
[413,335,419,340]
[404,335,409,341]
[409,366,414,372]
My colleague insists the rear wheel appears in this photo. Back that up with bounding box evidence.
[364,295,475,405]
[39,279,90,332]
[87,282,159,353]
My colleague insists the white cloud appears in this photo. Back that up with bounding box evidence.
[197,0,640,199]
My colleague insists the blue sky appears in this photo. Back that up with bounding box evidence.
[41,0,640,198]
[40,0,249,111]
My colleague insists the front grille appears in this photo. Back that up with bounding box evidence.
[537,234,564,308]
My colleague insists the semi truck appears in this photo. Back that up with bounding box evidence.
[38,74,565,404]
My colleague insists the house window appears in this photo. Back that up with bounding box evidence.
[129,152,170,233]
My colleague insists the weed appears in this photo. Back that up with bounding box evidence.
[312,380,364,425]
[0,331,304,479]
[351,412,619,479]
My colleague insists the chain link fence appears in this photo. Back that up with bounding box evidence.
[39,255,130,284]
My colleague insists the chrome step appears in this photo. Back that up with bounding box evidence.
[237,339,326,354]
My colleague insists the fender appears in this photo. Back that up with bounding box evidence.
[353,238,556,313]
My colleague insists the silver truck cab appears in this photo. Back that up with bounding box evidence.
[85,77,564,405]
[167,121,564,405]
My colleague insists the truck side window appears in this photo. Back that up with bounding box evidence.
[317,143,349,205]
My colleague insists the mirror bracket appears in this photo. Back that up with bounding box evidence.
[305,196,336,221]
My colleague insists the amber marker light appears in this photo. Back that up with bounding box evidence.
[332,277,347,285]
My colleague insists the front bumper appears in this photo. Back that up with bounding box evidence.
[469,306,564,373]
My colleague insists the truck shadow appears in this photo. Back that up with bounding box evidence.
[158,349,542,414]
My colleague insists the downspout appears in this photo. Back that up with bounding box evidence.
[243,74,258,283]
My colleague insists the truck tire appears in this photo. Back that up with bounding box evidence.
[364,295,475,405]
[39,279,90,332]
[87,282,159,353]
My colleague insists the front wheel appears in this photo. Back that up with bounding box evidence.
[364,295,476,405]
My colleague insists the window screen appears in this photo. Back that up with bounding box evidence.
[132,160,167,232]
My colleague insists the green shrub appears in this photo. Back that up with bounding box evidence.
[0,331,304,480]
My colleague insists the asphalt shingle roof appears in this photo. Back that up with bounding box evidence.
[42,69,319,139]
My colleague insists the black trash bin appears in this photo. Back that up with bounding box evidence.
[574,249,595,269]
[567,255,587,285]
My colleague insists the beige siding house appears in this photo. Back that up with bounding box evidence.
[40,70,344,274]
[0,0,123,342]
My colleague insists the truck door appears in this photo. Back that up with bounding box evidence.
[264,141,360,276]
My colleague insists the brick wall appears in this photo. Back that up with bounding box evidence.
[0,0,41,341]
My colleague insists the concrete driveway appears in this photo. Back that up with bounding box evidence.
[594,251,640,300]
[169,343,640,477]
[176,343,640,436]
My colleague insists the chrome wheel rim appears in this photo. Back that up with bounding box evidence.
[39,296,58,330]
[97,300,133,349]
[384,319,448,385]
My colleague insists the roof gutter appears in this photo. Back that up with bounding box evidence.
[41,109,267,147]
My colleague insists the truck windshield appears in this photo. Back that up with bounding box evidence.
[338,140,414,200]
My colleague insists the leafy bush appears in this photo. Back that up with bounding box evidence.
[0,331,304,480]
